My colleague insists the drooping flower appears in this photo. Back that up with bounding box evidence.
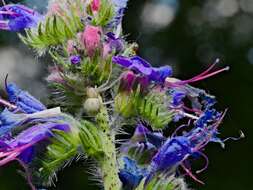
[0,83,71,165]
[113,56,172,83]
[0,122,70,165]
[0,4,43,31]
[81,25,102,57]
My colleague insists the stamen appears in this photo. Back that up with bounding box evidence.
[196,151,209,174]
[176,110,199,120]
[0,20,9,30]
[182,105,202,115]
[16,159,36,190]
[166,59,230,87]
[172,124,187,137]
[223,130,245,142]
[0,97,17,110]
[1,0,6,6]
[181,163,205,185]
[0,11,18,15]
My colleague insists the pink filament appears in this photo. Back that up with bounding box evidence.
[16,159,36,190]
[0,97,17,109]
[0,11,18,15]
[196,151,209,174]
[0,20,9,30]
[181,163,205,185]
[166,59,230,87]
[0,143,34,165]
[182,105,202,115]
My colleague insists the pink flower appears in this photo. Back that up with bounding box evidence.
[81,25,102,57]
[91,0,100,12]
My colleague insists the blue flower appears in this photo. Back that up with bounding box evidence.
[119,156,148,190]
[170,90,186,107]
[6,82,46,114]
[0,82,71,164]
[195,108,221,128]
[112,56,172,82]
[121,124,165,165]
[0,4,42,31]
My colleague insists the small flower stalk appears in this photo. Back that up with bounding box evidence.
[0,1,243,190]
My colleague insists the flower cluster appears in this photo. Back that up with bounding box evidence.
[0,1,242,190]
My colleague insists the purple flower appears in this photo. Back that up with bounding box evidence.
[0,4,42,31]
[106,32,124,52]
[6,83,46,114]
[112,56,172,83]
[70,55,81,65]
[103,33,124,57]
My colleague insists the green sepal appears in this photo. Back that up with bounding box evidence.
[115,86,173,130]
[136,175,187,190]
[93,0,115,26]
[136,91,173,130]
[79,120,105,159]
[36,129,80,186]
[19,12,83,54]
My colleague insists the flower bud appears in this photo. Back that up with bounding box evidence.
[70,55,81,65]
[83,98,101,115]
[86,87,99,98]
[81,25,102,57]
[119,71,136,92]
[91,0,100,13]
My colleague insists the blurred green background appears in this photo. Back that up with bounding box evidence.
[0,0,252,189]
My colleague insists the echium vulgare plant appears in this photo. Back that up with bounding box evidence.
[0,0,244,190]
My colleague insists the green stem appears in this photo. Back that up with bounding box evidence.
[96,105,121,190]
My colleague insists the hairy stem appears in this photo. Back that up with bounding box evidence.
[96,104,121,190]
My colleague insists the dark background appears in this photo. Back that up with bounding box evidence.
[0,0,252,189]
